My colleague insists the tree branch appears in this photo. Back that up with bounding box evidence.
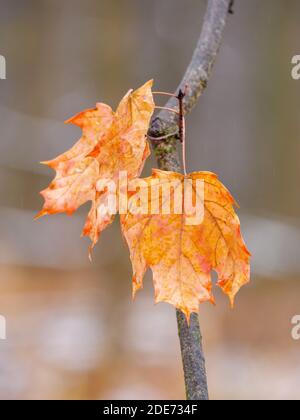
[149,0,232,400]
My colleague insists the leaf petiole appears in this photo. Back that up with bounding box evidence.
[153,91,178,98]
[154,106,179,115]
[177,89,187,176]
[147,131,179,144]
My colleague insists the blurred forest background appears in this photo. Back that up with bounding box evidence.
[0,0,300,400]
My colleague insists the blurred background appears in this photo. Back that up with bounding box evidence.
[0,0,299,400]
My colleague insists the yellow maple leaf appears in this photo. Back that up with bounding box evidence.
[121,169,251,320]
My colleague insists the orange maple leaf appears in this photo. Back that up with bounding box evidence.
[37,80,155,248]
[121,169,251,320]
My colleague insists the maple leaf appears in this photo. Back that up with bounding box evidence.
[37,80,155,248]
[121,169,251,320]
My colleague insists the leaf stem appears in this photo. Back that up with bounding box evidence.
[147,131,179,144]
[155,106,179,115]
[228,0,235,14]
[177,89,187,176]
[153,91,178,98]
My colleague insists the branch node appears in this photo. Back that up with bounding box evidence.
[228,0,235,14]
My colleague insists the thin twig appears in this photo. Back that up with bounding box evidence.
[147,131,179,144]
[182,117,187,176]
[153,91,178,98]
[155,106,179,115]
[149,0,233,401]
[177,89,187,176]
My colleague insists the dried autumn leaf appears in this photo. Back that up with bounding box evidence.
[37,80,155,248]
[121,169,250,320]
